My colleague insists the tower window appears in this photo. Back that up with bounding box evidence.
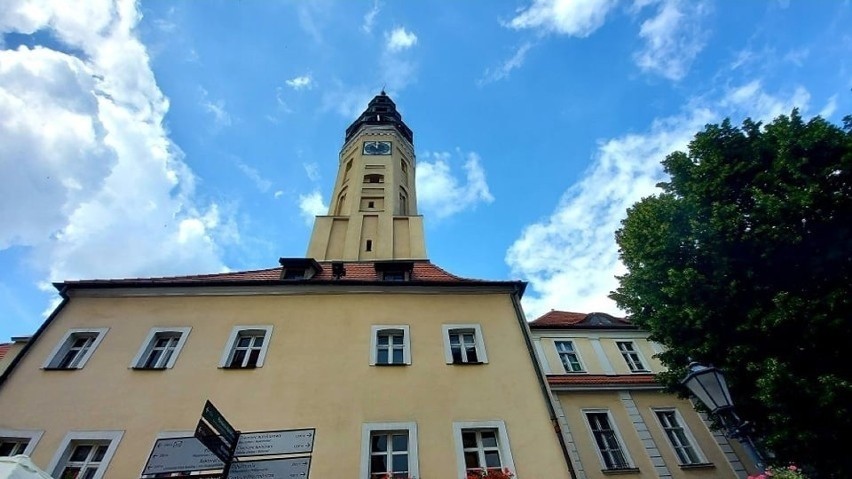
[364,174,384,184]
[368,201,375,208]
[366,240,373,252]
[399,192,408,215]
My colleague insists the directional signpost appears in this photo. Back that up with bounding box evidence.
[235,429,315,457]
[229,457,311,479]
[195,419,232,464]
[141,401,314,479]
[196,400,240,476]
[142,437,224,476]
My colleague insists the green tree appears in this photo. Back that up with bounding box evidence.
[611,110,852,477]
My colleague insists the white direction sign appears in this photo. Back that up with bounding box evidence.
[230,457,311,479]
[236,429,315,457]
[143,437,224,475]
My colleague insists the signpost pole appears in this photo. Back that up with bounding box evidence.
[222,431,240,478]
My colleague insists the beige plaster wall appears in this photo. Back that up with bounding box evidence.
[0,289,570,479]
[538,334,664,375]
[556,390,741,479]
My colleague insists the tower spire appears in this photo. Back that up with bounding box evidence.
[307,93,426,261]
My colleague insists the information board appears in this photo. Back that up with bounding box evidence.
[142,437,224,475]
[229,457,311,479]
[235,429,315,457]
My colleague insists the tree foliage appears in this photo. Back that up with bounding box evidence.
[611,110,852,477]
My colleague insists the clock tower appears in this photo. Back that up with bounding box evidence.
[307,92,427,261]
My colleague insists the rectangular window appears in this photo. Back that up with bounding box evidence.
[0,439,28,456]
[616,341,648,372]
[555,341,584,372]
[131,327,191,370]
[47,431,122,479]
[360,423,419,479]
[655,410,704,465]
[442,325,488,365]
[382,271,407,281]
[0,429,43,457]
[586,411,631,470]
[452,421,515,479]
[219,326,273,369]
[370,326,411,366]
[43,328,109,370]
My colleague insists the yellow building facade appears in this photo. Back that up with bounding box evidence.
[0,94,573,479]
[529,311,757,479]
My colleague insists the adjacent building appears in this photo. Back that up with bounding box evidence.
[529,310,756,479]
[0,93,573,478]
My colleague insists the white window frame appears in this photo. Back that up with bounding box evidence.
[0,428,44,456]
[130,327,191,370]
[554,340,586,373]
[360,422,419,479]
[582,409,635,471]
[219,325,273,368]
[652,408,707,465]
[42,328,109,370]
[451,420,516,479]
[46,430,124,479]
[616,340,649,373]
[369,325,411,366]
[442,324,488,364]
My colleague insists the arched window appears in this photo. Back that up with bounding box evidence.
[335,191,348,215]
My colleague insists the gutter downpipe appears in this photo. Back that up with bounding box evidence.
[510,285,577,479]
[0,286,70,390]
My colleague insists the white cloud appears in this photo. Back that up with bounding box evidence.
[633,0,710,81]
[721,80,810,122]
[199,86,231,127]
[416,151,494,219]
[818,94,838,119]
[508,0,618,37]
[298,191,327,225]
[0,0,232,285]
[362,0,380,34]
[322,84,374,118]
[235,159,272,193]
[274,190,285,199]
[303,162,321,182]
[285,75,313,90]
[479,42,534,85]
[385,27,418,52]
[506,83,812,320]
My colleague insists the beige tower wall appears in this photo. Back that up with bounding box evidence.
[0,288,571,479]
[307,126,427,261]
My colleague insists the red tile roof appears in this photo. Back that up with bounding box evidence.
[0,343,10,361]
[57,261,519,290]
[547,374,659,389]
[529,310,634,329]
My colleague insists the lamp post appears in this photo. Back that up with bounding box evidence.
[681,362,766,471]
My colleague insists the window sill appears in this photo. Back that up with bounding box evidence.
[602,467,640,475]
[373,363,409,367]
[679,463,715,470]
[450,361,486,366]
[131,366,168,371]
[220,365,259,370]
[42,367,78,371]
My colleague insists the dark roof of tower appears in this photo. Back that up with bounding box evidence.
[344,91,413,144]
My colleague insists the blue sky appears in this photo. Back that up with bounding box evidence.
[0,0,849,340]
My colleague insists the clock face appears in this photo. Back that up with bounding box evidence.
[363,141,392,155]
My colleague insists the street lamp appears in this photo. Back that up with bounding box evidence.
[682,362,766,470]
